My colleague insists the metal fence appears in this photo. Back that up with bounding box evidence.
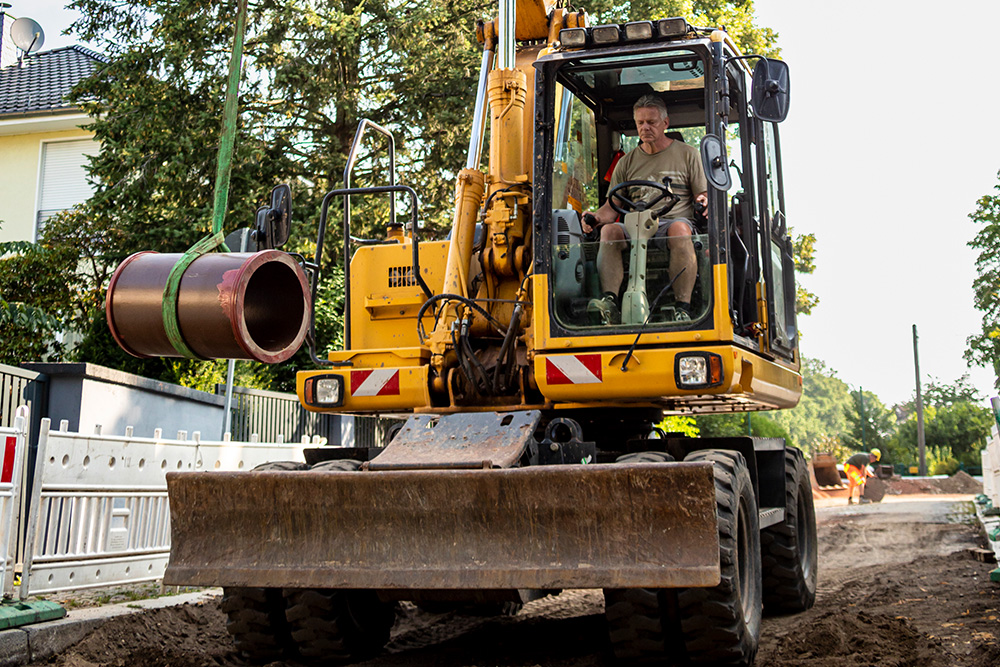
[17,418,310,597]
[0,364,44,430]
[216,384,341,443]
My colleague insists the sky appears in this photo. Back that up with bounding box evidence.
[752,0,1000,406]
[9,0,1000,407]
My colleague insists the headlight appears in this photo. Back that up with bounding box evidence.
[676,353,723,388]
[304,375,344,407]
[559,28,588,48]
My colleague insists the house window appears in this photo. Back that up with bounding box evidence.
[35,139,99,239]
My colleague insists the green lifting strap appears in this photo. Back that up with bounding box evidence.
[161,0,247,358]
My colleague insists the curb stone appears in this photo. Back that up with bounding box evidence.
[973,498,1000,582]
[0,589,220,666]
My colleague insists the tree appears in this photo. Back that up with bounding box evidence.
[889,401,992,468]
[770,357,850,455]
[966,171,1000,389]
[30,0,781,390]
[841,388,896,459]
[0,239,77,363]
[695,412,792,444]
[793,231,819,315]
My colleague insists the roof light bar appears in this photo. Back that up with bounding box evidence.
[559,27,588,48]
[591,24,621,45]
[657,17,689,38]
[623,21,654,41]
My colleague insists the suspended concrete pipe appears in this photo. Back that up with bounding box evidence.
[106,250,311,364]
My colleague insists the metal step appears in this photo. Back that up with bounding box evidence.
[759,506,784,529]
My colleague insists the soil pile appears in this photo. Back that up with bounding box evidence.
[884,471,984,496]
[938,471,984,494]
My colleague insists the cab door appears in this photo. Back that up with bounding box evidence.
[755,120,797,360]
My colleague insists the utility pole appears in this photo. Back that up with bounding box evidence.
[913,324,927,476]
[858,386,866,450]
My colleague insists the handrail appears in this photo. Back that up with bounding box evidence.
[309,184,430,366]
[344,119,397,224]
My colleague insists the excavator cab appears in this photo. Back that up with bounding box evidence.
[532,29,800,411]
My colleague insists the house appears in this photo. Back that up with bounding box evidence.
[0,11,105,243]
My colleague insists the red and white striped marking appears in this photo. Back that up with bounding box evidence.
[351,369,401,397]
[1,436,16,484]
[545,354,603,385]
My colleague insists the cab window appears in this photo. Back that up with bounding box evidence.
[548,51,711,331]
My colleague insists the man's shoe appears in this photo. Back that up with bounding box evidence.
[674,308,692,322]
[848,498,855,505]
[588,294,620,325]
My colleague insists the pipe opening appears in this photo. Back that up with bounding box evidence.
[243,261,308,352]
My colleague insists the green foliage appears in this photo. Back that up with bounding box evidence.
[897,373,983,417]
[0,238,79,363]
[584,1,779,57]
[841,388,896,458]
[695,412,791,444]
[769,357,850,455]
[658,414,699,437]
[888,401,992,468]
[792,232,818,315]
[966,171,1000,389]
[928,449,960,476]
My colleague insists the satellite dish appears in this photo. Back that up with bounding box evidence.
[11,17,45,53]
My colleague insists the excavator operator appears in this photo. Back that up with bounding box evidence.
[582,94,707,325]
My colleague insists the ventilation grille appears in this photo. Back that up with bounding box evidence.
[557,215,570,245]
[388,266,417,288]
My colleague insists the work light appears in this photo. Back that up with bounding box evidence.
[592,25,621,45]
[657,18,689,39]
[559,28,588,48]
[623,21,654,41]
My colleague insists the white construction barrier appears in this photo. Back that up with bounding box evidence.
[0,412,27,597]
[19,418,307,597]
[986,430,1000,506]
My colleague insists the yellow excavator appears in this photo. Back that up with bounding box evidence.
[144,1,816,664]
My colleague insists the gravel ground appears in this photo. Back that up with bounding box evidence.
[25,494,1000,667]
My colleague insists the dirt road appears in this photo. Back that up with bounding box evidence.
[31,494,1000,666]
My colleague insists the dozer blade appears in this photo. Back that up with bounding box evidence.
[164,462,720,590]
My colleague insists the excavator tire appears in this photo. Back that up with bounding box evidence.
[281,458,395,662]
[605,449,762,666]
[283,589,396,662]
[614,451,675,463]
[761,447,818,614]
[221,587,295,663]
[220,461,308,662]
[673,450,762,665]
[310,459,363,471]
[252,461,309,471]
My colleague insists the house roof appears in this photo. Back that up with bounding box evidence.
[0,45,107,117]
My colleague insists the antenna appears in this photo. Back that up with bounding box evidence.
[11,16,44,66]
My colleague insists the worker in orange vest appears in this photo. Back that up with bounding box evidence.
[844,448,881,505]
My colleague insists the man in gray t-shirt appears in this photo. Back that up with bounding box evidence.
[583,94,707,324]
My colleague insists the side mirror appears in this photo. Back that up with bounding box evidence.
[751,58,790,123]
[699,134,731,191]
[254,183,292,250]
